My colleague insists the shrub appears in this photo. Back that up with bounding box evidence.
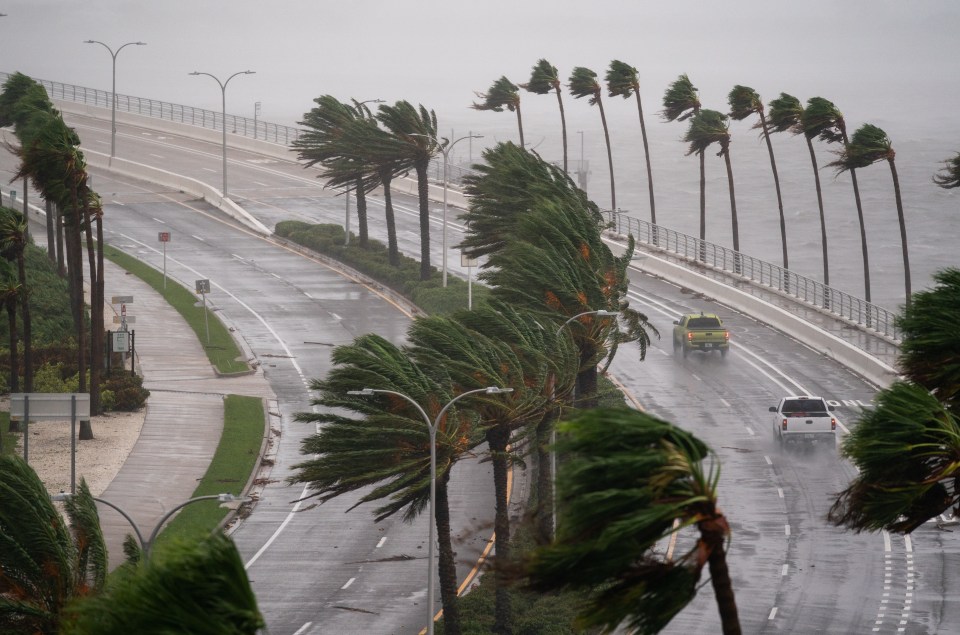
[101,371,150,411]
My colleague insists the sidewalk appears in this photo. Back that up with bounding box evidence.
[98,257,276,568]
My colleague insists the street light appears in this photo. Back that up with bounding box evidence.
[52,492,248,559]
[348,385,513,635]
[83,39,146,159]
[189,70,255,199]
[344,98,385,246]
[548,309,618,535]
[411,133,483,287]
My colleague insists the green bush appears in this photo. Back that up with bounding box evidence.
[101,370,150,411]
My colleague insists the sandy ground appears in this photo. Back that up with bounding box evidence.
[5,396,146,497]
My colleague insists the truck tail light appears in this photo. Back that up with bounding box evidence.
[781,418,788,430]
[831,418,836,431]
[687,332,693,341]
[725,331,730,341]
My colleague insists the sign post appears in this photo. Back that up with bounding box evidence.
[11,393,91,494]
[461,252,478,310]
[158,232,171,289]
[196,279,211,344]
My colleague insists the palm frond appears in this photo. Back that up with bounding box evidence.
[521,59,560,95]
[933,152,960,189]
[471,76,520,112]
[567,67,601,105]
[682,110,730,157]
[605,60,639,99]
[727,85,761,121]
[765,93,804,135]
[661,74,700,122]
[803,97,845,144]
[827,123,892,173]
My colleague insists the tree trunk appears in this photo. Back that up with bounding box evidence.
[805,138,829,289]
[534,406,558,542]
[17,250,32,393]
[575,343,600,409]
[55,204,66,277]
[488,423,513,635]
[45,200,56,265]
[701,514,741,635]
[758,112,787,271]
[887,157,911,308]
[722,145,740,275]
[415,160,432,281]
[634,90,656,226]
[380,171,399,267]
[515,104,524,149]
[434,472,462,635]
[555,88,568,173]
[21,178,29,242]
[698,151,706,261]
[6,299,19,432]
[597,96,616,211]
[839,128,871,303]
[354,177,369,248]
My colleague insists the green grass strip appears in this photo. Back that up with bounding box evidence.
[151,394,265,550]
[103,244,248,374]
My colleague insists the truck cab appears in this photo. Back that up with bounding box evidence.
[672,312,730,358]
[770,395,837,448]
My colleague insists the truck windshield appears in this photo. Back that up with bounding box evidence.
[783,399,828,414]
[688,317,721,328]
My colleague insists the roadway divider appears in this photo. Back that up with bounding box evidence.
[605,234,899,390]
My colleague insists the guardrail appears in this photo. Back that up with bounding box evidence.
[603,211,901,342]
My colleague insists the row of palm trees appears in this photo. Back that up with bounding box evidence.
[289,142,656,634]
[0,72,108,427]
[472,62,932,309]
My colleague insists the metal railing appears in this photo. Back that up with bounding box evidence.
[602,211,901,342]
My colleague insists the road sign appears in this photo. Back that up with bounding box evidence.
[111,295,133,304]
[113,330,130,353]
[196,279,211,294]
[158,231,171,242]
[461,253,478,267]
[113,316,136,324]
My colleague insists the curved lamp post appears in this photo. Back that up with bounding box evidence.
[83,39,146,159]
[53,492,248,559]
[189,70,255,199]
[348,385,513,635]
[548,309,618,534]
[411,133,483,287]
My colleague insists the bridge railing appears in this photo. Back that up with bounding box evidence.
[602,211,901,342]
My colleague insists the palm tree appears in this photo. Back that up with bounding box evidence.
[293,96,379,248]
[521,59,567,172]
[727,85,788,271]
[0,206,33,393]
[526,408,741,634]
[607,60,656,227]
[376,101,440,281]
[0,259,19,400]
[828,123,911,308]
[683,110,740,265]
[472,76,524,148]
[62,533,264,635]
[804,97,871,302]
[289,333,479,635]
[568,66,616,211]
[662,74,704,252]
[0,456,108,634]
[933,151,960,189]
[767,93,831,292]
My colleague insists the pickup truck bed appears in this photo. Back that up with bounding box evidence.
[770,396,837,448]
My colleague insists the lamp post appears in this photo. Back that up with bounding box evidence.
[344,98,384,246]
[549,309,618,535]
[53,492,247,559]
[411,133,483,287]
[83,40,146,159]
[348,385,513,634]
[576,130,586,192]
[189,70,255,199]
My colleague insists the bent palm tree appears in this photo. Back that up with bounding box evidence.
[607,60,656,226]
[526,408,741,634]
[662,75,704,249]
[805,97,871,302]
[472,76,524,148]
[377,101,440,281]
[728,85,787,271]
[768,93,831,292]
[684,110,740,263]
[829,123,911,308]
[934,152,960,189]
[290,334,478,635]
[0,457,107,634]
[569,66,616,211]
[521,59,567,171]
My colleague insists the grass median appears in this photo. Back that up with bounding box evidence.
[103,244,249,375]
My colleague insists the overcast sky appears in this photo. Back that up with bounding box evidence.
[3,0,959,134]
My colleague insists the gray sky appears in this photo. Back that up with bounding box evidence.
[2,0,958,131]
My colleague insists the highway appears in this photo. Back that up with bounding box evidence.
[5,106,958,634]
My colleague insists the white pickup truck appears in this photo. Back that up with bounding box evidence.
[769,395,837,448]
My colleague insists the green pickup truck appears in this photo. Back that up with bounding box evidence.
[672,312,730,358]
